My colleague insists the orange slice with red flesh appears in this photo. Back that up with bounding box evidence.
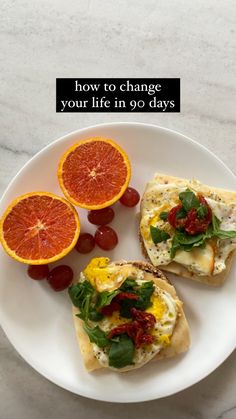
[57,137,131,209]
[0,192,80,264]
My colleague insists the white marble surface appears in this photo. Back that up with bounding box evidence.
[1,0,236,417]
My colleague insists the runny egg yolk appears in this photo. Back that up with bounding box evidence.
[108,311,129,326]
[83,257,111,288]
[141,204,171,240]
[158,334,170,346]
[146,294,167,320]
[82,257,132,292]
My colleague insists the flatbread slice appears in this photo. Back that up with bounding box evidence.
[71,260,190,372]
[140,173,236,286]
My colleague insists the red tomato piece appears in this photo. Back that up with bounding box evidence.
[168,204,187,229]
[131,307,156,329]
[100,301,120,316]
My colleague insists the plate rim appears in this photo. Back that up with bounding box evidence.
[0,122,235,402]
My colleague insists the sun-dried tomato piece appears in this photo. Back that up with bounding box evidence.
[131,307,156,329]
[135,332,155,348]
[108,308,156,348]
[168,194,212,235]
[108,323,134,339]
[168,204,187,229]
[100,301,120,316]
[115,292,139,302]
[100,292,138,317]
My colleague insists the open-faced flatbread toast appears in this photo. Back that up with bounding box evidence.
[68,258,190,372]
[140,173,236,286]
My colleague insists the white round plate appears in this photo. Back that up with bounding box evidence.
[0,123,235,403]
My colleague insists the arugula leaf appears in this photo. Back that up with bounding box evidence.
[150,226,170,244]
[83,324,109,348]
[212,214,236,239]
[108,334,135,368]
[68,281,94,309]
[160,211,169,221]
[214,230,236,239]
[176,207,187,219]
[174,230,204,245]
[212,214,221,231]
[68,281,103,322]
[119,299,136,318]
[119,281,154,317]
[96,290,120,309]
[170,229,210,258]
[170,234,180,258]
[80,293,92,321]
[135,281,154,311]
[179,189,200,211]
[119,278,137,292]
[197,204,208,219]
[88,308,104,321]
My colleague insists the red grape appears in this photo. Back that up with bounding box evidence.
[95,226,118,250]
[88,207,115,225]
[27,264,50,280]
[47,265,73,291]
[119,187,140,207]
[75,233,95,254]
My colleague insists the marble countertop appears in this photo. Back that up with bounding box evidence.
[1,0,235,418]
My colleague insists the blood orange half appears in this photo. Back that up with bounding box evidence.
[57,137,131,209]
[0,192,80,265]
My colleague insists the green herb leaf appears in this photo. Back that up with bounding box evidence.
[160,211,169,221]
[119,280,154,317]
[212,214,221,231]
[197,204,208,219]
[135,281,154,311]
[150,225,170,244]
[176,207,187,219]
[170,230,209,258]
[83,324,109,348]
[120,278,137,292]
[88,308,104,321]
[214,230,236,239]
[108,334,135,368]
[119,299,136,318]
[179,189,200,211]
[212,213,236,239]
[68,281,103,322]
[174,230,205,245]
[68,281,94,309]
[96,290,120,309]
[170,234,180,258]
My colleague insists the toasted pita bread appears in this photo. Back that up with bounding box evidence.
[140,173,236,286]
[71,261,190,372]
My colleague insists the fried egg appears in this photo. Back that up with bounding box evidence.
[140,179,236,276]
[81,259,178,371]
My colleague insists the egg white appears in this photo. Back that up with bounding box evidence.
[140,182,236,276]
